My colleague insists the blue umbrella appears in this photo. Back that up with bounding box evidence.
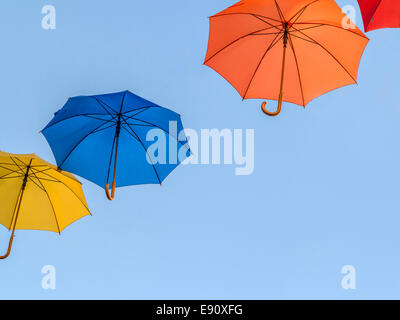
[42,90,190,200]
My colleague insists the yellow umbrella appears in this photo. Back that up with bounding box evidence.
[0,151,91,259]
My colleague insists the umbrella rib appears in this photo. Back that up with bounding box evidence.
[290,6,307,25]
[0,165,21,177]
[13,156,28,164]
[122,105,159,117]
[367,0,383,29]
[250,32,286,36]
[204,25,282,64]
[292,22,369,40]
[292,24,325,32]
[30,170,61,234]
[30,177,59,183]
[0,175,25,180]
[30,168,60,183]
[0,165,18,172]
[123,123,154,128]
[123,106,153,118]
[33,170,63,183]
[212,12,281,24]
[120,107,155,122]
[27,177,46,191]
[288,0,321,23]
[28,168,52,175]
[7,188,22,231]
[290,25,357,83]
[27,170,48,190]
[58,121,111,168]
[243,30,285,99]
[33,169,91,213]
[121,115,189,150]
[287,34,306,106]
[0,163,24,166]
[119,118,162,185]
[122,106,153,117]
[9,156,26,176]
[119,123,140,143]
[119,91,126,113]
[6,159,32,232]
[82,115,117,123]
[273,0,286,22]
[43,113,115,131]
[289,32,318,44]
[92,97,119,114]
[251,15,283,31]
[92,123,117,134]
[12,156,28,168]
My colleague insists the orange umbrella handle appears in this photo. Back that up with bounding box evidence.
[261,97,283,117]
[262,25,288,117]
[105,182,116,201]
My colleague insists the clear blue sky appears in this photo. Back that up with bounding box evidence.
[0,0,399,299]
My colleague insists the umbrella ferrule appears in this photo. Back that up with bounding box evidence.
[22,165,31,190]
[116,114,122,136]
[283,25,289,48]
[116,121,121,136]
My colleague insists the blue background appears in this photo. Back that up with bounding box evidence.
[0,0,399,299]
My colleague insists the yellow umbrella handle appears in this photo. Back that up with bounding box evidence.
[0,229,16,260]
[0,163,29,260]
[105,182,116,201]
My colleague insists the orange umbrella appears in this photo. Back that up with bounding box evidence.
[204,0,369,116]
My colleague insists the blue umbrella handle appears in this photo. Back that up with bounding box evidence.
[105,127,120,201]
[105,182,116,201]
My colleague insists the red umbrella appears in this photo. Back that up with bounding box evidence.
[358,0,400,32]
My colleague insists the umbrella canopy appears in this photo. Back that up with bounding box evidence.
[0,152,91,259]
[42,90,190,201]
[357,0,400,32]
[204,0,369,116]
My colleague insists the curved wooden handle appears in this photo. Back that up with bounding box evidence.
[261,98,283,117]
[1,162,30,260]
[0,230,15,260]
[105,182,116,201]
[262,34,287,117]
